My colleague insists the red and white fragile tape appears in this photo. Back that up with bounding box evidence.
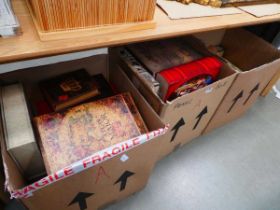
[11,125,169,199]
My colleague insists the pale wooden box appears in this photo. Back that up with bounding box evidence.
[26,0,156,32]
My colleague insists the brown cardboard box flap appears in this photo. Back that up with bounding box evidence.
[222,28,280,71]
[109,64,168,131]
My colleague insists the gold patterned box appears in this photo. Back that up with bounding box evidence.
[34,93,147,174]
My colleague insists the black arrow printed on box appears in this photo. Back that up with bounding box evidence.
[243,83,260,105]
[227,90,244,113]
[68,192,94,210]
[170,118,185,142]
[193,106,208,130]
[114,170,135,191]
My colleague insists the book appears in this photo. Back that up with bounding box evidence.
[118,48,160,94]
[40,69,100,111]
[127,38,202,76]
[34,74,114,116]
[34,93,148,174]
[0,83,45,180]
[89,74,114,101]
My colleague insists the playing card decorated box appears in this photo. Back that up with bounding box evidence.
[0,54,168,210]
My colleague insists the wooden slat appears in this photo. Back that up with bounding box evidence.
[35,21,156,41]
[0,0,280,63]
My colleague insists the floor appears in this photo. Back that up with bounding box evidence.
[6,84,280,210]
[107,84,280,210]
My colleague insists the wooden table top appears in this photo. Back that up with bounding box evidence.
[1,0,280,64]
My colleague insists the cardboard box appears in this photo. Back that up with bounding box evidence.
[204,28,280,133]
[0,55,168,210]
[111,37,237,159]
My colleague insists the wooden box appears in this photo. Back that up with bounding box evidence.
[26,0,156,32]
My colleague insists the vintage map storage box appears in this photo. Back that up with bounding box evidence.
[34,93,148,174]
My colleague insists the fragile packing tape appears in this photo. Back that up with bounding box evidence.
[10,125,169,199]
